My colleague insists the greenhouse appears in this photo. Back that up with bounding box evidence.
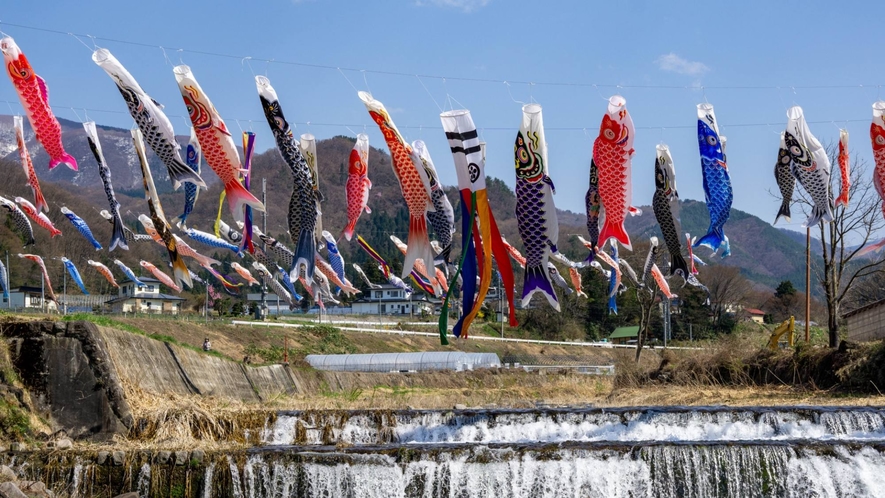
[304,352,501,373]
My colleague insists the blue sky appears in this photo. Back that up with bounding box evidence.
[1,0,882,238]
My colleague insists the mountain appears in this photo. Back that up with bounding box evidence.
[777,228,824,256]
[0,115,220,194]
[0,115,814,300]
[621,199,811,291]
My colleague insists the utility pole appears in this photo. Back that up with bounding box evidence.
[499,273,504,338]
[805,227,811,342]
[40,272,44,315]
[261,177,267,320]
[62,260,67,316]
[5,251,9,309]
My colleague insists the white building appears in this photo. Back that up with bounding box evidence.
[105,276,185,314]
[351,284,437,316]
[4,286,57,312]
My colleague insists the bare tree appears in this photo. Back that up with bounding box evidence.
[619,239,662,363]
[794,148,885,347]
[701,265,753,325]
[845,270,885,311]
[633,284,659,362]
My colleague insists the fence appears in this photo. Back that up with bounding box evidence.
[305,352,501,373]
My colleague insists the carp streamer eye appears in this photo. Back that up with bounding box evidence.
[604,129,616,140]
[706,135,717,146]
[877,135,885,145]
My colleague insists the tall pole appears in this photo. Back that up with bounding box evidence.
[805,226,811,342]
[204,284,208,320]
[499,275,504,338]
[5,251,9,309]
[40,273,44,314]
[261,178,267,318]
[62,261,67,316]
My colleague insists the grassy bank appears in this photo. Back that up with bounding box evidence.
[617,325,885,395]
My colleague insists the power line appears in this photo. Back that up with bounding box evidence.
[0,99,871,134]
[1,20,884,92]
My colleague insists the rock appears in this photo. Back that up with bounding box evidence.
[454,404,467,410]
[0,482,26,498]
[55,438,72,450]
[0,467,14,483]
[190,449,204,465]
[111,451,125,466]
[9,443,25,453]
[156,451,171,464]
[96,451,109,465]
[112,494,139,498]
[16,481,51,497]
[174,451,188,466]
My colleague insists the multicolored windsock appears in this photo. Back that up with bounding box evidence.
[440,109,517,343]
[240,131,256,254]
[356,235,434,296]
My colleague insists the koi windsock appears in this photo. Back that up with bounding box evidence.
[835,129,850,208]
[440,109,517,344]
[359,92,435,284]
[514,103,560,311]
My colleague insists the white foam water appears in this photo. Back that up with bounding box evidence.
[262,407,885,446]
[215,444,885,498]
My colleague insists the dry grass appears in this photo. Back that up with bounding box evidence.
[120,384,272,450]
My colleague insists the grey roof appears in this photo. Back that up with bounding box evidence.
[119,276,161,285]
[105,293,186,304]
[843,298,885,319]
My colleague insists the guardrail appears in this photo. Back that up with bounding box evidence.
[517,365,616,375]
[230,320,703,350]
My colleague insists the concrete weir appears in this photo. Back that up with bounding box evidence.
[0,320,298,439]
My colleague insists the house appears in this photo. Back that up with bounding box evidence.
[608,326,640,345]
[351,284,438,316]
[743,308,766,324]
[4,286,57,312]
[843,299,885,342]
[105,276,185,314]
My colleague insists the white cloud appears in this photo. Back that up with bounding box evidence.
[655,53,710,76]
[417,0,491,13]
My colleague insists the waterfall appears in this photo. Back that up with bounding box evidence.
[197,444,885,497]
[262,407,885,446]
[8,406,885,497]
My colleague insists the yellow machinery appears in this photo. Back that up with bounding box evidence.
[768,316,795,350]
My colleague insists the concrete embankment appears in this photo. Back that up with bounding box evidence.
[0,319,632,440]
